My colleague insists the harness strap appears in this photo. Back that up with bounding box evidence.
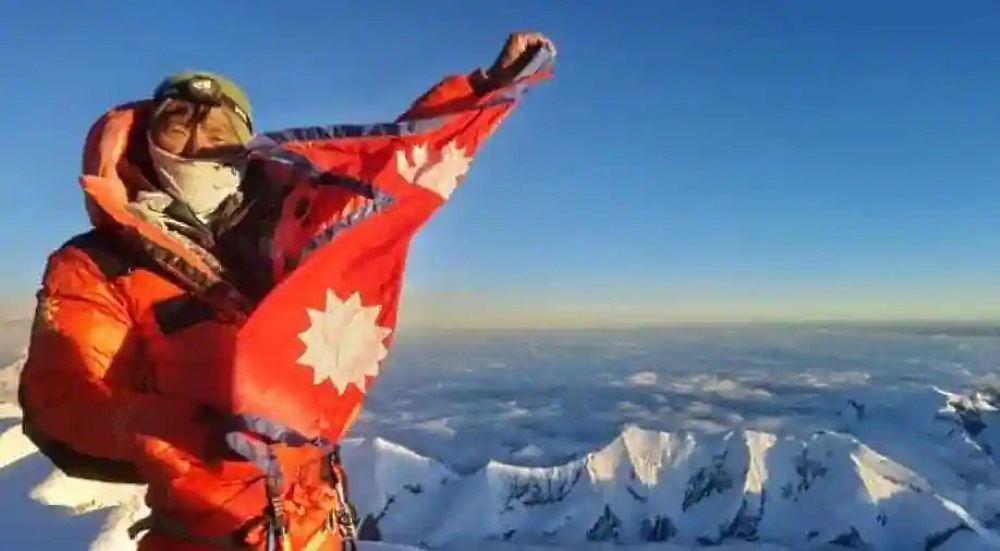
[128,455,355,550]
[225,416,359,551]
[259,442,358,551]
[265,469,293,551]
[325,447,359,551]
[129,512,338,551]
[167,415,359,550]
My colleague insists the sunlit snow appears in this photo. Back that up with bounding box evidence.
[3,324,1000,550]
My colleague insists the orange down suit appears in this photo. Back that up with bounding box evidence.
[18,72,483,550]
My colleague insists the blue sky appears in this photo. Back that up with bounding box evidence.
[2,1,1000,325]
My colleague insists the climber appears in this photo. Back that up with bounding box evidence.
[18,31,555,551]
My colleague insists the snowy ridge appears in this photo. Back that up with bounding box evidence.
[1,403,999,550]
[338,426,997,550]
[3,351,1000,550]
[935,388,1000,463]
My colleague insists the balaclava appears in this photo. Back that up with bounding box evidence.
[147,71,254,221]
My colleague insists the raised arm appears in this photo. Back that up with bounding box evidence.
[397,31,557,122]
[395,73,481,122]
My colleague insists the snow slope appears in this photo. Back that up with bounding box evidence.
[3,395,1000,550]
[3,326,1000,550]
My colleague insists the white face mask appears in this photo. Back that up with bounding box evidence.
[147,138,243,221]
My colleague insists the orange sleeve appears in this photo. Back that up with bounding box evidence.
[396,71,484,122]
[19,245,209,463]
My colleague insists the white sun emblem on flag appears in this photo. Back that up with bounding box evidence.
[395,139,473,200]
[296,289,392,394]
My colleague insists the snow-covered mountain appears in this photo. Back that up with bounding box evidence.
[3,331,1000,551]
[936,389,1000,463]
[4,420,999,551]
[338,423,1000,550]
[3,393,1000,549]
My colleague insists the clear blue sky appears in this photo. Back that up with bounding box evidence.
[2,1,1000,325]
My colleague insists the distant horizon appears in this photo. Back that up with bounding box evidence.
[3,296,1000,331]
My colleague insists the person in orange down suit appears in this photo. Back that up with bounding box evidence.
[18,31,556,551]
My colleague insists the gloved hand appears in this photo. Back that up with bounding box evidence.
[481,31,557,90]
[196,406,248,463]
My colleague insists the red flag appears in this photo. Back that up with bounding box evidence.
[210,52,554,443]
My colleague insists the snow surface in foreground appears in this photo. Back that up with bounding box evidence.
[3,326,1000,550]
